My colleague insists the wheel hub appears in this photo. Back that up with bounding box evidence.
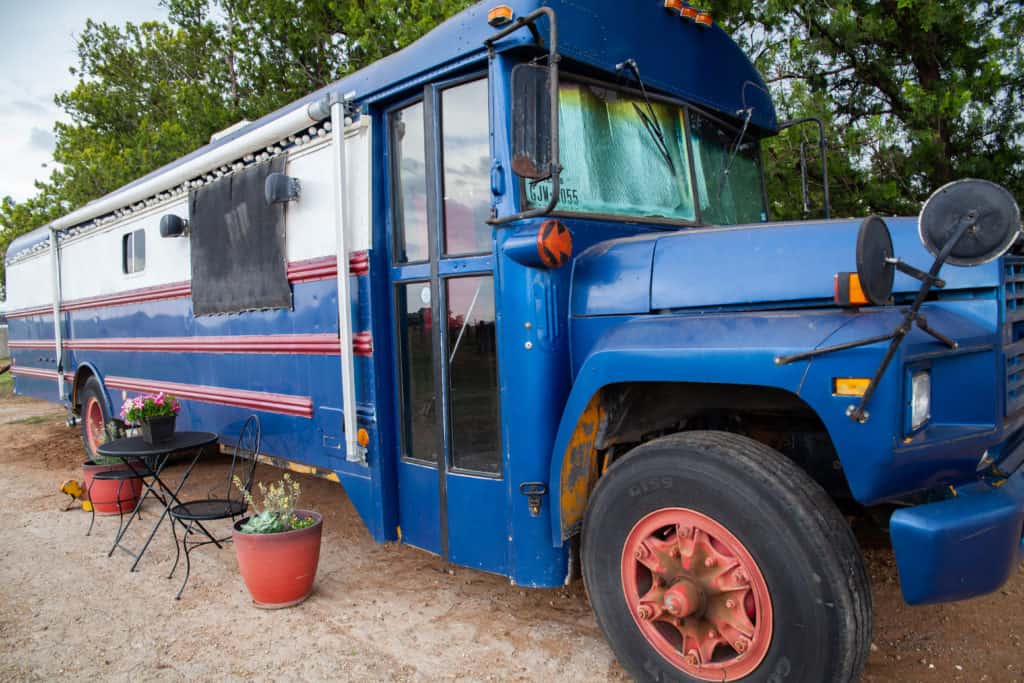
[85,398,104,454]
[621,508,773,681]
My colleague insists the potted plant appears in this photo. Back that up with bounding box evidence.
[232,472,323,609]
[120,392,180,445]
[83,422,142,515]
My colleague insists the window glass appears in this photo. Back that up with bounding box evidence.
[122,229,145,274]
[689,110,768,225]
[441,79,492,255]
[446,276,500,474]
[397,282,439,464]
[392,102,429,263]
[526,81,696,221]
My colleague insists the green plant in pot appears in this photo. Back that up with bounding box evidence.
[231,473,323,609]
[120,392,180,445]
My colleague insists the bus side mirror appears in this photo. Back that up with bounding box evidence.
[510,64,553,180]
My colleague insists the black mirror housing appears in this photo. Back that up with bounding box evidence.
[510,64,553,180]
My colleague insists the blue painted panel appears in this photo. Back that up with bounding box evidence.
[397,460,442,554]
[446,473,508,572]
[890,468,1024,604]
[648,217,1002,313]
[571,237,656,317]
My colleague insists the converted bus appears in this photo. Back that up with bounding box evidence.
[6,2,1024,681]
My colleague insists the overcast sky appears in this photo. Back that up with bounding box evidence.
[0,0,167,203]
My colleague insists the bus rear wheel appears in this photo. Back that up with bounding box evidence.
[582,431,871,683]
[79,377,110,462]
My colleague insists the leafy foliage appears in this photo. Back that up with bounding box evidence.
[704,0,1024,219]
[233,472,315,533]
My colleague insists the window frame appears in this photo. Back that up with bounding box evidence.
[388,95,431,267]
[516,70,772,228]
[436,72,493,259]
[121,228,146,275]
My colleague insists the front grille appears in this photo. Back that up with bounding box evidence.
[1003,258,1024,415]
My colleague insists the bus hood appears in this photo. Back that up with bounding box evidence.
[570,217,1004,316]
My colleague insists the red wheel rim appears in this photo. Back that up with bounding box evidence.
[85,398,104,454]
[621,508,773,681]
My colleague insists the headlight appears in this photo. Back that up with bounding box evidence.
[911,371,931,430]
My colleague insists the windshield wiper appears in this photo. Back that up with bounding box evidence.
[616,59,677,177]
[715,106,753,201]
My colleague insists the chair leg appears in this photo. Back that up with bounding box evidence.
[176,520,195,600]
[85,478,97,537]
[107,479,128,558]
[168,517,182,580]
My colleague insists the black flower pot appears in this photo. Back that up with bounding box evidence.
[141,415,177,445]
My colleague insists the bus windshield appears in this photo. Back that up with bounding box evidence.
[524,80,768,226]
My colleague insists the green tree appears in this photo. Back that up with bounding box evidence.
[709,0,1024,219]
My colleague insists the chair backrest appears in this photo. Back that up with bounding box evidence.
[223,415,261,504]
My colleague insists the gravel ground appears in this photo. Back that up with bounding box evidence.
[0,394,1021,681]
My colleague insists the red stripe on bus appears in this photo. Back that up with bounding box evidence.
[7,254,368,318]
[9,333,379,356]
[10,367,314,418]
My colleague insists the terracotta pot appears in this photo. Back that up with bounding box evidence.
[232,510,323,608]
[82,460,143,515]
[141,415,176,445]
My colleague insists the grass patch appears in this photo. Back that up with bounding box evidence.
[0,359,12,399]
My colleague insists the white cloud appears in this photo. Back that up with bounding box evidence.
[0,0,167,203]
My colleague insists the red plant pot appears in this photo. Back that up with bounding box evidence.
[82,460,143,515]
[232,510,323,609]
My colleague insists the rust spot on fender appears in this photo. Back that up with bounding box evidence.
[559,392,605,539]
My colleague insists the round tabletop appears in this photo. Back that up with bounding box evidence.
[96,431,219,458]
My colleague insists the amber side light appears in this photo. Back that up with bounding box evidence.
[695,12,713,26]
[681,7,699,20]
[487,5,514,27]
[834,378,871,397]
[834,272,870,307]
[664,0,684,12]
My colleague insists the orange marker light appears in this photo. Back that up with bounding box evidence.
[834,272,869,307]
[695,12,713,27]
[357,428,370,448]
[537,220,573,269]
[680,7,699,20]
[833,378,871,397]
[664,0,684,12]
[487,5,514,27]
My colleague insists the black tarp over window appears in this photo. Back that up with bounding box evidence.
[189,156,291,316]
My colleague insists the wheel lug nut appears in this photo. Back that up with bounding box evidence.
[725,598,737,609]
[704,557,716,568]
[637,605,653,620]
[684,652,699,667]
[669,547,680,558]
[735,637,749,653]
[707,630,718,640]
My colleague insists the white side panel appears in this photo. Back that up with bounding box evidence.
[344,118,373,254]
[285,119,373,262]
[60,198,192,301]
[7,252,53,309]
[284,145,338,262]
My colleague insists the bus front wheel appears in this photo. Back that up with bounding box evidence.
[581,430,871,682]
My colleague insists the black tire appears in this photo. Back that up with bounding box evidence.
[582,431,871,683]
[79,377,110,462]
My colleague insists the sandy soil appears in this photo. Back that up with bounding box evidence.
[0,395,1020,682]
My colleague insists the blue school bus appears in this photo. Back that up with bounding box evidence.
[6,2,1023,680]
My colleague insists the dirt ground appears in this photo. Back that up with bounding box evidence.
[0,394,1021,682]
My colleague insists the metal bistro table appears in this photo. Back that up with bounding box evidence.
[97,431,219,572]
